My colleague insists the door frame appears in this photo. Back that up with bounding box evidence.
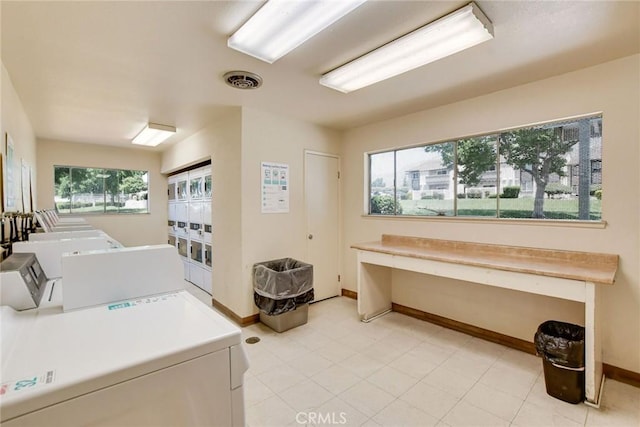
[304,150,342,299]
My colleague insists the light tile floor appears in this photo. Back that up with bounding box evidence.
[185,284,640,427]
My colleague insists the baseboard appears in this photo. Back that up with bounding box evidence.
[391,302,536,355]
[339,291,639,389]
[603,363,640,388]
[212,299,260,327]
[341,288,357,299]
[243,313,261,326]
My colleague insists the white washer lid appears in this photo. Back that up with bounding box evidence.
[1,291,241,421]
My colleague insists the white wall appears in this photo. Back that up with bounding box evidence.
[239,108,342,317]
[36,139,166,247]
[341,55,640,373]
[1,63,37,213]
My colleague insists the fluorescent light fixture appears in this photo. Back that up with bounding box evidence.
[320,2,493,93]
[131,123,176,147]
[228,0,367,64]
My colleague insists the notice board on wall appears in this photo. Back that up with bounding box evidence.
[261,162,289,214]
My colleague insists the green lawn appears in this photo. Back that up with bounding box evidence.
[399,197,601,220]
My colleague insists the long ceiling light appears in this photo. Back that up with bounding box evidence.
[132,123,176,147]
[320,2,493,93]
[228,0,367,64]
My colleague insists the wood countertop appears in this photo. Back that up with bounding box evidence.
[351,234,619,285]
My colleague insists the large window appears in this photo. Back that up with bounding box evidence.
[54,166,149,214]
[369,115,602,221]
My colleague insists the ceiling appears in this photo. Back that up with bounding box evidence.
[2,1,639,150]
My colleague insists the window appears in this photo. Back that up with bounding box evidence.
[591,160,602,185]
[369,151,397,214]
[54,166,149,214]
[409,171,420,191]
[403,143,454,216]
[368,115,602,221]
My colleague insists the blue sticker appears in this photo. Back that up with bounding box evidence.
[108,302,132,310]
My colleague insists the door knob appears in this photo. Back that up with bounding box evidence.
[308,234,313,240]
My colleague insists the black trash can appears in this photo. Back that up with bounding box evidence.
[534,320,585,404]
[253,258,313,332]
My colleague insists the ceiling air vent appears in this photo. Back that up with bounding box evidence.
[223,71,263,90]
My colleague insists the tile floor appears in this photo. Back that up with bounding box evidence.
[185,284,640,427]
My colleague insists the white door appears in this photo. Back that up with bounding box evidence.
[305,152,340,302]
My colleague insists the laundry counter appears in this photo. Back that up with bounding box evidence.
[351,234,618,405]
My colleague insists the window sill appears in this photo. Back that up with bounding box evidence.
[58,212,150,216]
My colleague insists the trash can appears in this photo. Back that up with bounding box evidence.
[534,320,585,404]
[253,258,313,332]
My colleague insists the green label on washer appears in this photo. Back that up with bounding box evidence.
[108,302,132,310]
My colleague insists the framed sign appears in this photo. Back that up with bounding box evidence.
[21,159,30,212]
[261,162,289,213]
[4,133,15,210]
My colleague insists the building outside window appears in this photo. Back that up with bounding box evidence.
[368,115,602,221]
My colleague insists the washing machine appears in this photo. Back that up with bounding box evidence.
[0,245,248,426]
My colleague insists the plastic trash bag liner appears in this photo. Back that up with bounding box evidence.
[253,258,314,316]
[534,320,585,368]
[253,258,313,299]
[254,289,314,316]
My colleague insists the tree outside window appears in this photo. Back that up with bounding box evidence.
[54,166,149,214]
[368,115,602,221]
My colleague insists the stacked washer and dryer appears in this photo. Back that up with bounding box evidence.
[168,165,212,294]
